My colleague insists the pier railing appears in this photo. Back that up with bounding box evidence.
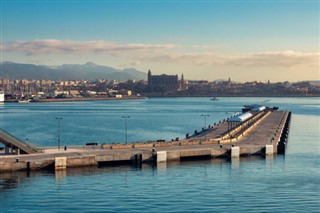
[0,128,42,154]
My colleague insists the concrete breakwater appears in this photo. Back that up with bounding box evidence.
[0,109,291,173]
[0,144,268,172]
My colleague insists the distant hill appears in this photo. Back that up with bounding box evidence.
[0,62,147,81]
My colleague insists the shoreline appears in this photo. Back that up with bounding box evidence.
[145,95,320,98]
[3,95,319,103]
[4,96,145,103]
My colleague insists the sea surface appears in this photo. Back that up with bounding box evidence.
[0,97,319,212]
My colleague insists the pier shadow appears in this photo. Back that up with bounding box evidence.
[0,170,53,190]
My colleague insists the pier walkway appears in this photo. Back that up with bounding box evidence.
[0,108,291,172]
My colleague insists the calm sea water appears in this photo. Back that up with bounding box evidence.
[0,97,319,212]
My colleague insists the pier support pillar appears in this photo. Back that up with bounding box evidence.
[231,147,240,158]
[265,145,274,155]
[5,145,9,154]
[156,151,167,163]
[134,153,142,166]
[55,157,67,170]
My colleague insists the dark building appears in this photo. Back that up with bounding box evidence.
[148,70,179,92]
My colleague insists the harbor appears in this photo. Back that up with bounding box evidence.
[1,95,317,213]
[1,1,318,211]
[0,104,291,172]
[3,95,144,103]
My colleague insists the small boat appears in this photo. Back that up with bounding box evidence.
[0,91,4,102]
[210,97,218,101]
[18,99,31,103]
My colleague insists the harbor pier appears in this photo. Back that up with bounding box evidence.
[0,107,291,172]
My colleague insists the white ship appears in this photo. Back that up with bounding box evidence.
[0,91,4,102]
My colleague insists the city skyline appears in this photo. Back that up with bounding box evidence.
[1,0,319,82]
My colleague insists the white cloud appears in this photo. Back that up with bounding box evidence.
[2,39,177,55]
[139,51,319,67]
[2,39,319,68]
[227,51,319,67]
[119,61,141,68]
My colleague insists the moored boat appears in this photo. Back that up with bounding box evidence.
[0,91,4,102]
[18,99,31,103]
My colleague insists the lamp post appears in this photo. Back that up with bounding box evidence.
[55,117,62,150]
[122,116,130,144]
[201,114,210,141]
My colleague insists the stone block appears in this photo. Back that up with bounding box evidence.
[265,145,274,155]
[231,147,240,158]
[55,157,67,170]
[157,151,167,162]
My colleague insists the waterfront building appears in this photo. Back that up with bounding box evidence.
[179,73,188,91]
[147,70,188,93]
[147,70,178,92]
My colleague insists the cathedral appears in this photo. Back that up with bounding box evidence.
[147,70,186,92]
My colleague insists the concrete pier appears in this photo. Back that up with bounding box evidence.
[0,109,291,172]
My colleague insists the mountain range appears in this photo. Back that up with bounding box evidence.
[0,62,147,81]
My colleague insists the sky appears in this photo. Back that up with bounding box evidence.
[1,0,319,82]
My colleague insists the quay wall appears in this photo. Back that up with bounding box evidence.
[0,145,267,172]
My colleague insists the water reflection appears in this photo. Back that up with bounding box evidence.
[231,157,240,168]
[0,155,284,191]
[156,162,167,171]
[55,169,67,180]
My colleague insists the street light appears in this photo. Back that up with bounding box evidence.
[122,116,130,144]
[55,117,62,150]
[201,114,210,141]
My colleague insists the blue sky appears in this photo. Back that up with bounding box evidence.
[1,0,319,82]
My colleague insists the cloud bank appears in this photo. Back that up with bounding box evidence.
[1,39,176,54]
[2,39,319,67]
